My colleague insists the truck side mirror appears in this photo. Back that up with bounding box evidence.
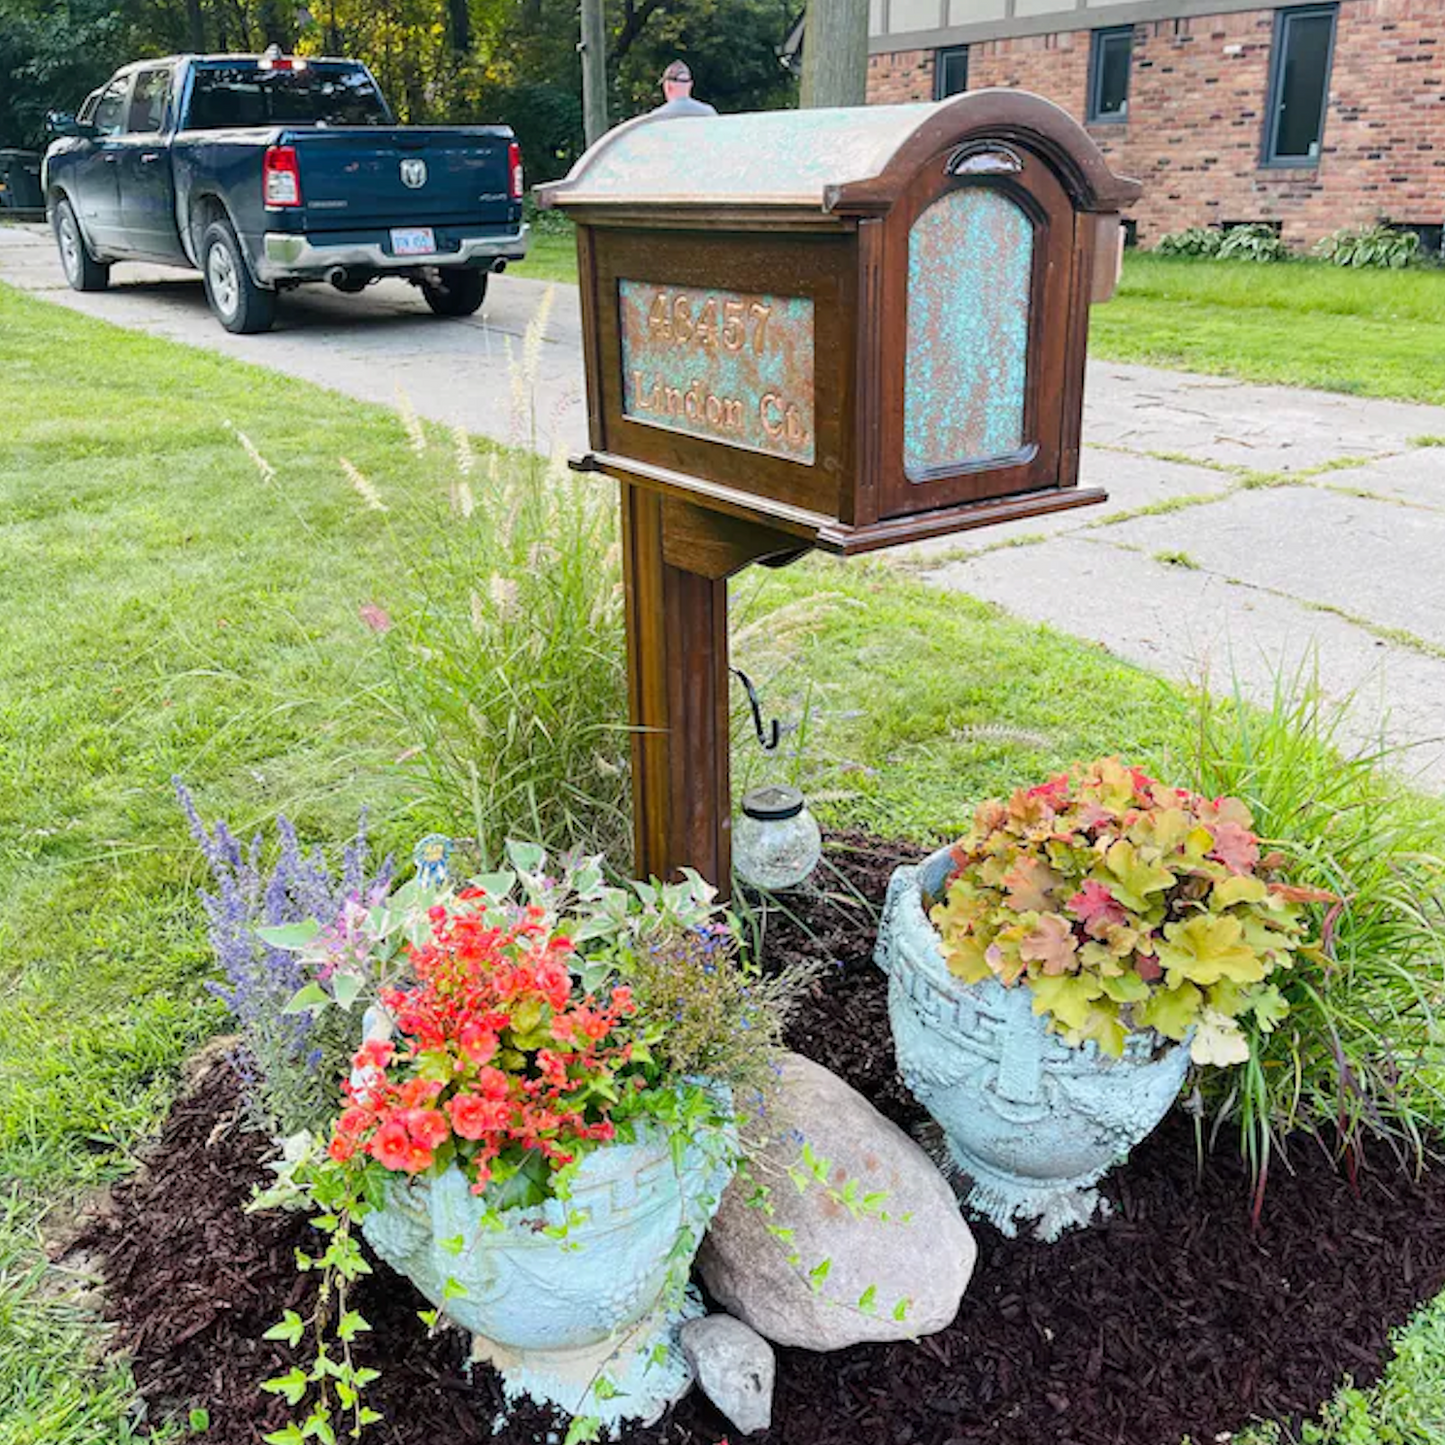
[46,112,96,140]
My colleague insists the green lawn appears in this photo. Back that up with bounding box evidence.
[0,278,1442,1444]
[1093,253,1445,407]
[510,225,580,285]
[510,223,1445,408]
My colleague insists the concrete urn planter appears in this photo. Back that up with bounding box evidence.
[361,1104,734,1428]
[875,847,1190,1242]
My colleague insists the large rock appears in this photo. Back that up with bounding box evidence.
[697,1053,976,1350]
[680,1313,775,1435]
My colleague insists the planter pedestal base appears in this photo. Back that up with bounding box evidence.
[472,1287,703,1428]
[935,1141,1112,1242]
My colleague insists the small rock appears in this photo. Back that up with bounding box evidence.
[680,1314,775,1436]
[698,1053,977,1350]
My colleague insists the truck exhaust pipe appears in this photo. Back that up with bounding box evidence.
[327,266,371,293]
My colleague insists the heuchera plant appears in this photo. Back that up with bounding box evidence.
[929,758,1331,1066]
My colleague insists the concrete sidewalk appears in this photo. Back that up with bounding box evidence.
[5,220,1445,785]
[898,381,1445,788]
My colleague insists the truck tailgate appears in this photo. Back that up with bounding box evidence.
[288,128,513,229]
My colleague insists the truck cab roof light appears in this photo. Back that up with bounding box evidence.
[258,45,307,71]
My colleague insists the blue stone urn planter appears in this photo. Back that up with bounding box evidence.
[361,1098,735,1429]
[875,847,1190,1242]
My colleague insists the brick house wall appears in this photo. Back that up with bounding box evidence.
[865,0,1445,247]
[868,49,939,103]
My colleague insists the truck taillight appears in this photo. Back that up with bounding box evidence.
[263,145,302,207]
[508,141,523,202]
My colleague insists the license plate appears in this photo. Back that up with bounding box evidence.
[390,226,436,257]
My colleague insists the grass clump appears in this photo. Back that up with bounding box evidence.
[1230,1289,1445,1443]
[1189,663,1445,1197]
[368,433,630,868]
[0,1194,170,1445]
[343,296,631,869]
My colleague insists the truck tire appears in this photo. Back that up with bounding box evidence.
[421,269,487,318]
[52,198,110,292]
[200,219,276,334]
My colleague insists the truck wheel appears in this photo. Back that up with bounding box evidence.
[421,269,487,318]
[53,198,109,292]
[201,219,276,334]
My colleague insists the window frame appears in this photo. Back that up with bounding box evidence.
[1087,26,1134,125]
[183,61,394,130]
[1261,3,1338,169]
[126,66,174,135]
[934,45,969,101]
[90,75,133,138]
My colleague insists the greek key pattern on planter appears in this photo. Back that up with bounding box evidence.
[875,850,1189,1241]
[363,1113,733,1351]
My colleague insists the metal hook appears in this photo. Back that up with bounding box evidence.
[730,668,781,752]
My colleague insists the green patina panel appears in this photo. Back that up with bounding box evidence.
[904,188,1034,480]
[620,279,815,464]
[568,105,933,206]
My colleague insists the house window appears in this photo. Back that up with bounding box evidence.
[1088,27,1133,123]
[1263,5,1337,166]
[935,47,968,99]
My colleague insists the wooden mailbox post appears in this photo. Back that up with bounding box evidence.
[538,90,1140,890]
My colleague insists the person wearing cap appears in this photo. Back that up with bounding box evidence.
[654,60,717,117]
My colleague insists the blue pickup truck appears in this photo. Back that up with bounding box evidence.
[42,49,528,333]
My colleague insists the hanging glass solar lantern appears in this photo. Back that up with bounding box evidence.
[733,784,822,891]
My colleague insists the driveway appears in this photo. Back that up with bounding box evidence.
[0,221,589,457]
[5,220,1445,786]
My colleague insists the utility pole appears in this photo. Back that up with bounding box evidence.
[799,0,869,108]
[580,0,609,148]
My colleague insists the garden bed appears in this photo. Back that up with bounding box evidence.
[80,835,1445,1445]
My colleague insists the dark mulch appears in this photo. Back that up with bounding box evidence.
[78,833,1445,1445]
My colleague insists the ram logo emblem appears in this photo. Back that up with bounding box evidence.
[400,158,427,189]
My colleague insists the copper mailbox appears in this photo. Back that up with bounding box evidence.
[537,93,1139,889]
[540,90,1140,555]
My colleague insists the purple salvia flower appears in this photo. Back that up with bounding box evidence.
[174,777,394,1134]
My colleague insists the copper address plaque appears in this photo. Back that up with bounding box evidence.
[619,279,815,464]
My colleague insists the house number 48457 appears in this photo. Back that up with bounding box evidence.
[646,291,773,355]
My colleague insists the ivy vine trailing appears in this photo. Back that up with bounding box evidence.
[251,1156,380,1444]
[742,1140,917,1326]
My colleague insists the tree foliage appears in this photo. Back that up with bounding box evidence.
[0,0,799,176]
[0,0,137,149]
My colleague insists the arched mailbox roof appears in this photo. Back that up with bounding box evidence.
[538,89,1139,216]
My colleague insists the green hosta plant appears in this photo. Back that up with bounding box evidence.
[929,758,1331,1065]
[1217,223,1291,263]
[1314,222,1421,269]
[1155,226,1225,258]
